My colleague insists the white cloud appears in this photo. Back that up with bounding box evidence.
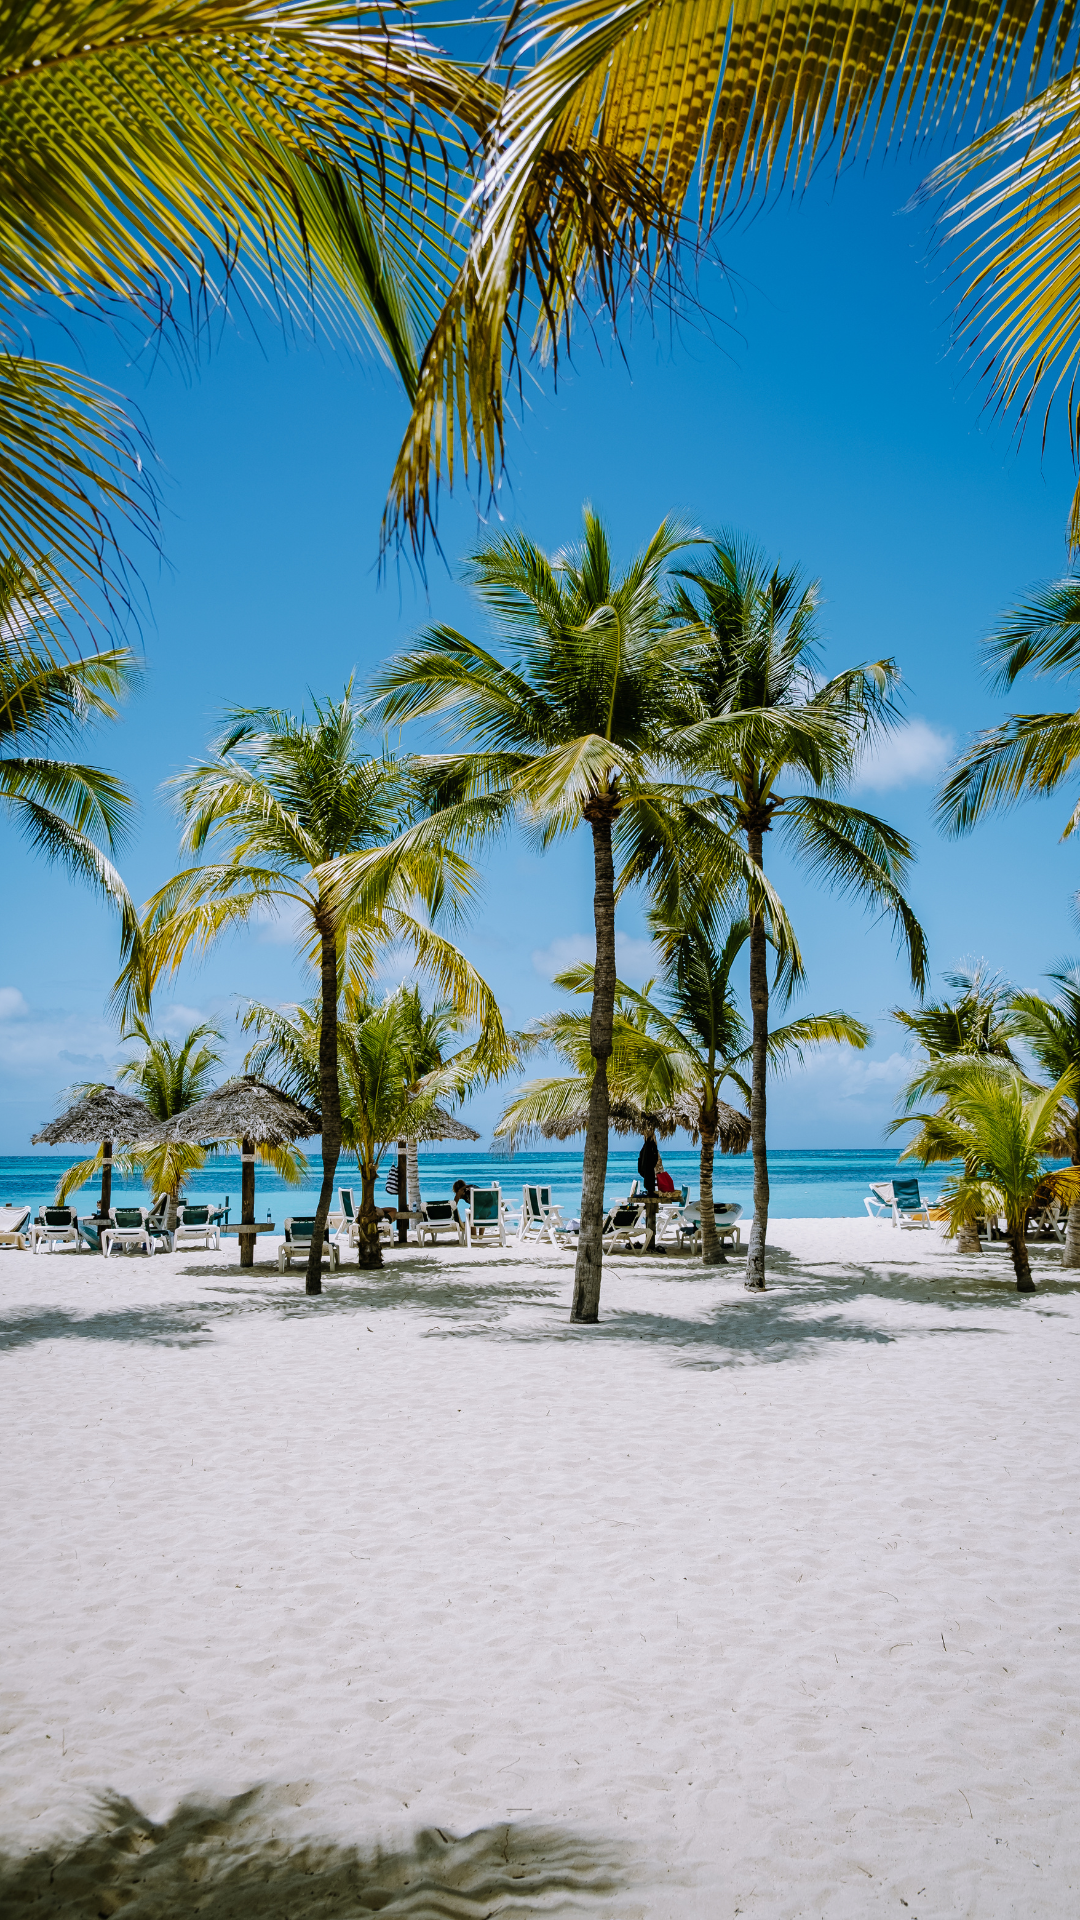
[531,929,660,984]
[853,719,954,794]
[0,987,28,1020]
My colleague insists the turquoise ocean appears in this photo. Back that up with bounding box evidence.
[0,1146,955,1223]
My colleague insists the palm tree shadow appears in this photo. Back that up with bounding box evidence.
[0,1789,627,1919]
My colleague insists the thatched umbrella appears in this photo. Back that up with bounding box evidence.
[523,1093,751,1154]
[156,1076,319,1266]
[32,1087,158,1217]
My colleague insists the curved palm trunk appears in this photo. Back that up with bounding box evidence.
[1007,1218,1036,1292]
[572,812,616,1323]
[745,826,770,1290]
[699,1116,722,1265]
[306,926,342,1295]
[355,1156,383,1269]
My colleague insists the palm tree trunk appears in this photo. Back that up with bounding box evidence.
[745,826,770,1290]
[99,1139,113,1218]
[240,1137,256,1269]
[356,1158,383,1268]
[1007,1221,1036,1292]
[1064,1161,1080,1267]
[572,810,616,1322]
[407,1137,421,1214]
[306,926,342,1294]
[699,1118,722,1265]
[957,1219,982,1255]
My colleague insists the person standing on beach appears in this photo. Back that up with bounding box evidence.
[637,1130,658,1196]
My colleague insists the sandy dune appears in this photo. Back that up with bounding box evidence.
[1,1219,1077,1917]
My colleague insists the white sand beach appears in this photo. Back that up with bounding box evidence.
[1,1219,1077,1917]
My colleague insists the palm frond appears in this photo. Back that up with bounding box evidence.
[935,710,1080,833]
[779,794,927,991]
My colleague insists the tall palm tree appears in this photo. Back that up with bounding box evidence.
[371,509,781,1321]
[1,2,500,594]
[899,1060,1080,1291]
[397,987,469,1215]
[1010,965,1080,1268]
[1,554,136,914]
[116,689,506,1294]
[670,535,927,1289]
[503,934,869,1263]
[243,983,468,1265]
[937,574,1080,839]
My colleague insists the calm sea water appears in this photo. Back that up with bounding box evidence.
[0,1146,956,1222]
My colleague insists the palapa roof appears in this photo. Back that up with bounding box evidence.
[407,1103,480,1145]
[32,1087,158,1146]
[523,1093,751,1155]
[154,1076,320,1146]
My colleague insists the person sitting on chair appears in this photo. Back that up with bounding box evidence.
[452,1179,471,1223]
[656,1158,676,1195]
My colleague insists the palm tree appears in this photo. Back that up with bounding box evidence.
[116,690,506,1294]
[397,987,470,1215]
[670,535,927,1289]
[371,508,780,1321]
[1010,966,1080,1268]
[502,931,869,1262]
[1,555,136,913]
[898,1061,1080,1291]
[892,965,1020,1254]
[937,574,1080,839]
[243,984,470,1265]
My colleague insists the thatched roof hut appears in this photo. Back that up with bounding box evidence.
[153,1076,320,1146]
[32,1087,157,1146]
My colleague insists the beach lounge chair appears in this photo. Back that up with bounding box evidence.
[104,1207,155,1256]
[517,1186,568,1246]
[601,1200,645,1252]
[461,1186,507,1248]
[31,1206,81,1254]
[329,1187,356,1238]
[1027,1198,1066,1241]
[174,1204,221,1252]
[0,1205,31,1249]
[865,1178,931,1228]
[278,1217,340,1272]
[78,1217,106,1253]
[671,1200,743,1254]
[416,1200,463,1247]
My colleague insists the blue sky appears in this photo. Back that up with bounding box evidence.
[3,140,1077,1152]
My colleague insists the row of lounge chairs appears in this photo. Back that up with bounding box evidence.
[4,1202,226,1256]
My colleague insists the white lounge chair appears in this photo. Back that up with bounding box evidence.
[329,1187,356,1237]
[670,1200,743,1254]
[0,1205,31,1249]
[461,1185,508,1248]
[278,1217,340,1272]
[601,1199,645,1252]
[865,1178,931,1229]
[517,1185,568,1246]
[173,1204,221,1252]
[416,1200,463,1246]
[31,1206,81,1254]
[103,1207,155,1256]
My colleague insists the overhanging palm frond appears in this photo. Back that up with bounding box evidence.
[779,794,928,991]
[935,710,1080,833]
[387,0,1073,548]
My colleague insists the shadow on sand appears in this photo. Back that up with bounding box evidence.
[2,1243,1076,1366]
[0,1789,626,1919]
